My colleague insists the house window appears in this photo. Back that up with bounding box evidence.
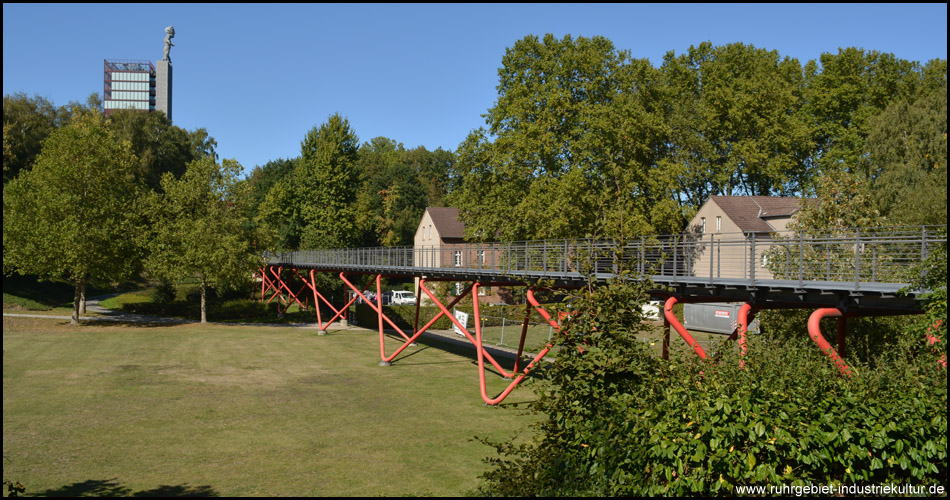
[477,250,486,265]
[761,253,769,268]
[716,216,722,232]
[701,217,706,233]
[454,250,462,267]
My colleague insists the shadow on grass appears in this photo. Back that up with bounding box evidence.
[76,319,192,329]
[377,332,548,383]
[36,478,218,497]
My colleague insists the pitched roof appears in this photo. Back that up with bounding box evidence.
[709,196,805,232]
[427,207,465,239]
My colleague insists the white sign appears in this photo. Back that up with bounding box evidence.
[453,309,469,337]
[715,310,731,318]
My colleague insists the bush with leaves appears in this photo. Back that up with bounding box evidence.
[478,277,947,495]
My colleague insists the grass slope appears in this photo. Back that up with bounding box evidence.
[2,316,538,497]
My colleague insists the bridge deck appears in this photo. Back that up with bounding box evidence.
[266,225,946,313]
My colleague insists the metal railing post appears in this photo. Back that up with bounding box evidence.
[855,227,861,291]
[749,232,756,284]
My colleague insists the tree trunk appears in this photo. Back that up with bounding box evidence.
[79,282,87,314]
[200,279,207,324]
[71,277,86,325]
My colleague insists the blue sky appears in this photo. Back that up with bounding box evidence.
[3,3,947,177]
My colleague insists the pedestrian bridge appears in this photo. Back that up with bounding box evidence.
[266,225,946,312]
[261,225,946,404]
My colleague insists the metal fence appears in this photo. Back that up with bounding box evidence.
[266,225,946,288]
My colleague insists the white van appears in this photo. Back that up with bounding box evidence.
[391,290,417,305]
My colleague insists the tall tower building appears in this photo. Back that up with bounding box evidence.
[102,26,174,121]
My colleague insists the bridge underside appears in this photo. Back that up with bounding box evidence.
[276,262,922,314]
[259,262,937,405]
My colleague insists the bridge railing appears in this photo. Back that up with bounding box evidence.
[266,225,946,287]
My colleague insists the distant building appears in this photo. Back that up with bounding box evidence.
[686,195,807,281]
[102,57,171,121]
[413,207,512,305]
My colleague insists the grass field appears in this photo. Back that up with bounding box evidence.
[2,316,540,497]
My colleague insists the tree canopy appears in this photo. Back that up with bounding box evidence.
[147,156,260,323]
[3,110,145,323]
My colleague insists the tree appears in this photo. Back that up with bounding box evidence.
[450,34,681,241]
[353,137,436,247]
[799,48,924,183]
[296,113,362,250]
[3,110,144,324]
[147,156,261,323]
[107,109,218,191]
[2,93,70,184]
[245,157,298,217]
[661,42,811,208]
[255,177,305,251]
[867,88,947,225]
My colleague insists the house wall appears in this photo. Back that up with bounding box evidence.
[685,200,794,280]
[414,210,442,268]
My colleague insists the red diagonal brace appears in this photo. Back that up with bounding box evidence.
[419,280,518,378]
[471,287,562,405]
[306,272,374,331]
[340,273,415,343]
[261,266,281,302]
[268,266,308,310]
[664,297,707,360]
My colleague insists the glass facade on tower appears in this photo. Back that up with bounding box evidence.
[103,59,156,115]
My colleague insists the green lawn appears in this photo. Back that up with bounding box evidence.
[2,316,539,497]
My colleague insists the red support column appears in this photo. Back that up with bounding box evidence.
[340,273,414,343]
[418,280,516,377]
[737,303,755,369]
[470,288,564,405]
[807,308,854,377]
[268,267,309,310]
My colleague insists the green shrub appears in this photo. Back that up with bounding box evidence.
[478,279,948,496]
[151,281,177,304]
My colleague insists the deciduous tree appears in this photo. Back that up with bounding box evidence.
[297,113,362,250]
[147,156,260,323]
[3,110,144,324]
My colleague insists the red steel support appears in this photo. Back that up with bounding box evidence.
[737,303,756,368]
[663,297,707,360]
[418,280,517,377]
[340,273,415,343]
[807,308,854,377]
[303,271,374,332]
[471,287,563,405]
[268,266,309,311]
[261,266,283,303]
[369,278,475,364]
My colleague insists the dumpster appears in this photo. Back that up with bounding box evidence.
[683,303,760,335]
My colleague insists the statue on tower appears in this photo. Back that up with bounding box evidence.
[162,26,175,62]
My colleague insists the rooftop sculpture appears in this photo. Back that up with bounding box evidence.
[162,26,175,62]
